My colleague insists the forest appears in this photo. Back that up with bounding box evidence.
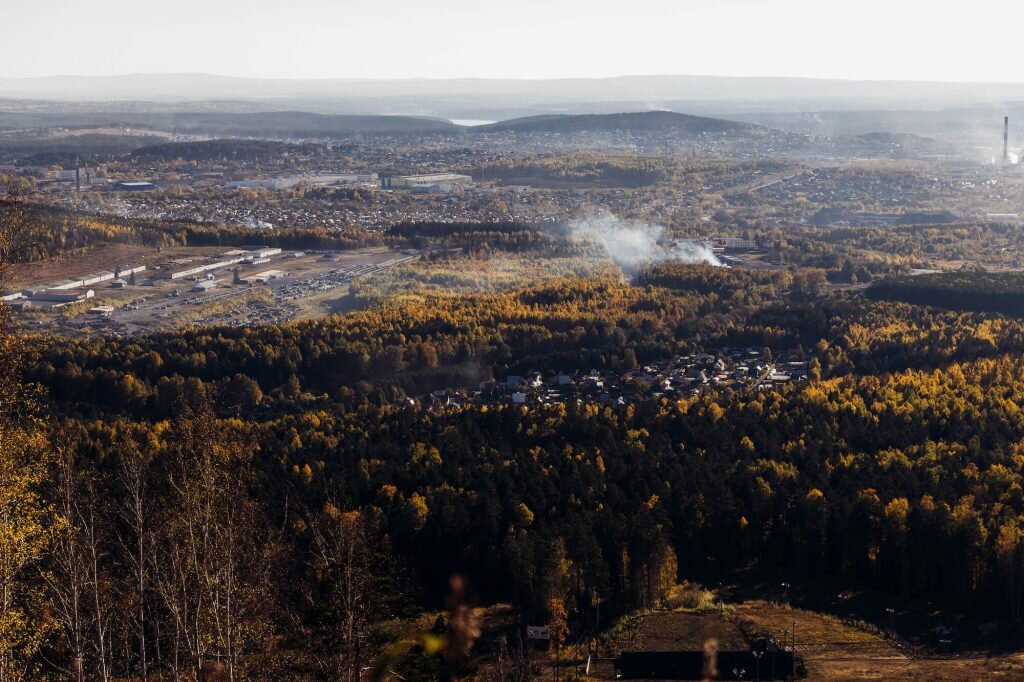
[9,211,591,266]
[7,185,1024,679]
[866,271,1024,315]
[14,262,1024,677]
[17,289,1024,680]
[4,207,389,264]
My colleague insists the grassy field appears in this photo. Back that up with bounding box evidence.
[456,599,1024,681]
[587,602,1024,680]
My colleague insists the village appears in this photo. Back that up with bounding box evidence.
[422,347,810,410]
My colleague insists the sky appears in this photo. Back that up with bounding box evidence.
[5,0,1024,82]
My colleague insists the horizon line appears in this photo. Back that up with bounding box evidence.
[3,72,1024,87]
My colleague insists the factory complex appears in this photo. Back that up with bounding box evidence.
[4,247,285,309]
[380,173,473,192]
[225,173,379,190]
[7,244,422,337]
[150,247,282,281]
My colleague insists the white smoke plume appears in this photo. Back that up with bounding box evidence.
[669,239,723,267]
[570,213,663,269]
[569,212,722,269]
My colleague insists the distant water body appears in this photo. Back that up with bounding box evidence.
[450,119,496,127]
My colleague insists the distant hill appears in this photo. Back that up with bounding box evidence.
[0,111,458,137]
[822,131,953,158]
[3,73,1024,114]
[728,107,1024,139]
[473,111,760,135]
[0,109,763,139]
[0,133,165,165]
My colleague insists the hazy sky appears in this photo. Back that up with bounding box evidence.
[5,0,1023,81]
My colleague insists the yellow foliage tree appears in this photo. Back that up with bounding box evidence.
[0,182,57,681]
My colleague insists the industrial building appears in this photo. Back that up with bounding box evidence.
[23,265,146,294]
[381,173,473,190]
[49,279,84,291]
[119,264,147,277]
[155,247,281,280]
[156,256,246,280]
[709,236,757,251]
[54,169,93,186]
[30,289,95,303]
[241,269,288,285]
[82,271,116,286]
[114,181,156,191]
[225,173,378,190]
[243,247,282,259]
[191,280,219,292]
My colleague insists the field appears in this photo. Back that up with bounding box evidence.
[466,600,1024,681]
[6,243,160,286]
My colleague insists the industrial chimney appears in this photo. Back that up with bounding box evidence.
[1004,116,1010,165]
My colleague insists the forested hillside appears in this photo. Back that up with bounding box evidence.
[474,111,761,135]
[8,192,1024,678]
[24,292,1024,679]
[129,139,322,163]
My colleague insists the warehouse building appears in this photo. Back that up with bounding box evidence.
[381,173,472,190]
[48,278,84,290]
[118,264,147,277]
[226,173,378,190]
[35,264,146,292]
[191,280,219,292]
[242,246,282,259]
[82,271,116,286]
[156,256,246,280]
[241,269,287,285]
[30,289,95,303]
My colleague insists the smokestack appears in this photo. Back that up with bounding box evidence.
[75,166,80,192]
[1004,116,1010,165]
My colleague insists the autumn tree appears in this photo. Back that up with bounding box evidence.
[0,180,56,681]
[151,405,273,681]
[307,504,374,682]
